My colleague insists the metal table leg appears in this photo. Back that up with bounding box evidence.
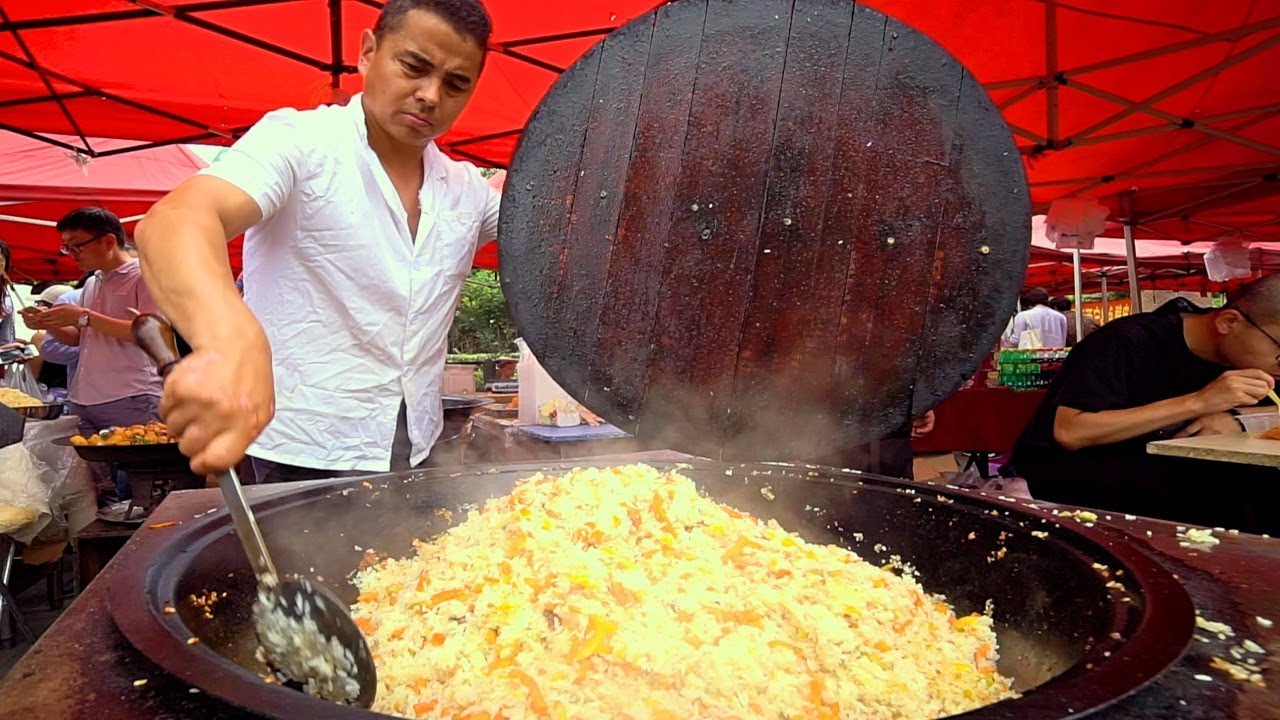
[0,537,37,645]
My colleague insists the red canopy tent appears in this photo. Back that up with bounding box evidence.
[0,129,211,280]
[1,1,1277,274]
[1022,215,1280,294]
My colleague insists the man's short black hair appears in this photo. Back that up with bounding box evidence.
[1226,273,1280,325]
[1048,296,1072,312]
[374,0,492,49]
[1021,287,1050,308]
[56,207,126,248]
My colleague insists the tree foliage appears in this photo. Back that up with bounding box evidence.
[448,269,517,354]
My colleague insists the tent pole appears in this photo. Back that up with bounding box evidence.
[1100,273,1109,323]
[328,0,343,88]
[1072,249,1084,343]
[1124,224,1142,313]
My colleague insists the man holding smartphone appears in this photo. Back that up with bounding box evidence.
[24,208,162,500]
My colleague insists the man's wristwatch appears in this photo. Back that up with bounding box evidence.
[76,311,91,328]
[1227,408,1247,431]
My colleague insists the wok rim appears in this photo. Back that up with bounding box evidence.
[110,460,1194,720]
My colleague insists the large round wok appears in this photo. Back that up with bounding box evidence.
[111,460,1193,720]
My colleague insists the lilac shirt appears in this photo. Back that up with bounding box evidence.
[68,261,163,406]
[39,289,82,384]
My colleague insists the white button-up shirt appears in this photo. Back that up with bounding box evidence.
[201,95,499,470]
[1003,303,1069,349]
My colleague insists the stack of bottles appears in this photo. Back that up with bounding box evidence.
[997,348,1068,390]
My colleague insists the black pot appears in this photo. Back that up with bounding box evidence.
[110,460,1193,720]
[54,435,189,468]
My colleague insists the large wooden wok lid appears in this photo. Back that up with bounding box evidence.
[498,0,1030,461]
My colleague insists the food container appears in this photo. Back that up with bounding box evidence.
[11,403,64,421]
[110,460,1194,720]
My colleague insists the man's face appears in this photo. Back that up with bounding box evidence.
[60,230,115,272]
[1217,309,1280,375]
[358,10,484,149]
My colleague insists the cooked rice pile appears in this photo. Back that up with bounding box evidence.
[0,388,42,408]
[353,464,1013,720]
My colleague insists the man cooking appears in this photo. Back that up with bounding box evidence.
[135,0,498,481]
[1012,276,1280,534]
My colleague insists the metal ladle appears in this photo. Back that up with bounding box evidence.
[131,313,377,707]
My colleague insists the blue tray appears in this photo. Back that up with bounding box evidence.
[516,423,631,443]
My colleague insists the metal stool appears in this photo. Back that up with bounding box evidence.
[0,536,37,645]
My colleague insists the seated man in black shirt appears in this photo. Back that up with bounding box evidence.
[1013,276,1280,534]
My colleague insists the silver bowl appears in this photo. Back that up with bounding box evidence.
[12,403,65,420]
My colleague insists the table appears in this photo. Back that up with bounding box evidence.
[73,520,136,590]
[1,463,1277,718]
[913,387,1047,476]
[470,413,652,462]
[1149,435,1280,468]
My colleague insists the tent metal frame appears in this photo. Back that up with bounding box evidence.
[991,5,1280,228]
[0,0,632,166]
[0,0,1276,249]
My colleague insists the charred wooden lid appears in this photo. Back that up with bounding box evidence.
[498,0,1030,461]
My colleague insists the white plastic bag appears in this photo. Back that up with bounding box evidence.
[1046,197,1109,250]
[0,442,49,542]
[1204,240,1252,282]
[2,360,46,401]
[0,416,95,544]
[1018,328,1044,349]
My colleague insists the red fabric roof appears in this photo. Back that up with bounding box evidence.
[0,130,212,280]
[1021,215,1280,294]
[2,1,1278,277]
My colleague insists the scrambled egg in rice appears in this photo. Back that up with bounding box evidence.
[352,465,1013,720]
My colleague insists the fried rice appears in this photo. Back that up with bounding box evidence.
[352,464,1014,720]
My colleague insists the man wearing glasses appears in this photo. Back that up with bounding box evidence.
[1012,275,1280,534]
[23,207,163,501]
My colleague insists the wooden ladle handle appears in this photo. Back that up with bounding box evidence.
[132,313,181,378]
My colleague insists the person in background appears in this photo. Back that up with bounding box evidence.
[0,239,15,347]
[33,276,91,395]
[1002,288,1068,349]
[1012,275,1280,534]
[1049,296,1099,347]
[23,208,163,501]
[136,0,498,482]
[24,284,77,394]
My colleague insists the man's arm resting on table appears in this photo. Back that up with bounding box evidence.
[1053,396,1205,451]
